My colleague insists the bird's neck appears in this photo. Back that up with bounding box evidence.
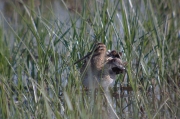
[92,53,106,71]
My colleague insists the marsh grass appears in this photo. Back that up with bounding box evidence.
[0,0,180,118]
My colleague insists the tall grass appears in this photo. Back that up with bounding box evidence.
[0,0,180,118]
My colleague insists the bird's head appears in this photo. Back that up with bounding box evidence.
[93,43,106,56]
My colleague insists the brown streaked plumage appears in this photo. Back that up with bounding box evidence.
[78,43,126,90]
[80,43,107,89]
[75,43,125,119]
[107,50,121,58]
[103,56,126,88]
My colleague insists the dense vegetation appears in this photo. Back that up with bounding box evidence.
[0,0,180,118]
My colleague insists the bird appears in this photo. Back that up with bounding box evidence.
[80,43,107,90]
[78,43,126,91]
[104,51,126,88]
[75,43,126,119]
[106,51,126,74]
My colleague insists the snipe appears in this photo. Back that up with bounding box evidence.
[76,43,126,90]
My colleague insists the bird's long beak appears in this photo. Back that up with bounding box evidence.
[74,52,92,64]
[74,43,105,65]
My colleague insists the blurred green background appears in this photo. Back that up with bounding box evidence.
[0,0,179,118]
